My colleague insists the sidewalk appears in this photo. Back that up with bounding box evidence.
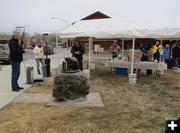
[0,49,71,109]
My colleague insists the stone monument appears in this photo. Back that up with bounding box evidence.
[53,57,89,100]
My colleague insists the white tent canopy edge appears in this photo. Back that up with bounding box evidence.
[59,18,180,39]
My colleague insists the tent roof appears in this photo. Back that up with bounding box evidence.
[81,11,111,20]
[59,18,180,39]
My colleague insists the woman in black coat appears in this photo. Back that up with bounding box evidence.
[71,40,84,71]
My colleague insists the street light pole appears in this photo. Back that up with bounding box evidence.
[51,17,69,53]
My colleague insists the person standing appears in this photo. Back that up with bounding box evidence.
[147,45,154,75]
[140,44,148,73]
[71,40,84,71]
[153,41,161,62]
[34,40,45,74]
[110,40,121,59]
[172,43,180,69]
[8,32,25,92]
[163,44,171,63]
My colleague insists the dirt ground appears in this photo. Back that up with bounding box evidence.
[0,60,179,133]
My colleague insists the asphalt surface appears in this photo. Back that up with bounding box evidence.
[23,50,35,61]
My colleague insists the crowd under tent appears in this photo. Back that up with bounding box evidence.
[58,18,180,78]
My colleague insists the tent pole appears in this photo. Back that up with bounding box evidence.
[56,33,59,55]
[88,37,93,78]
[160,38,163,62]
[122,38,124,56]
[131,38,135,74]
[56,33,61,65]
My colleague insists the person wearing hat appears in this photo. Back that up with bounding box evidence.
[163,44,171,63]
[110,40,121,59]
[34,40,45,74]
[153,41,161,62]
[8,31,25,92]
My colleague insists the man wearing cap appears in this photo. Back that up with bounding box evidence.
[8,32,25,91]
[153,41,161,62]
[110,40,121,59]
[163,44,171,63]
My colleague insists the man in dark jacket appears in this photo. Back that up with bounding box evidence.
[8,32,25,91]
[172,43,180,69]
[71,40,84,71]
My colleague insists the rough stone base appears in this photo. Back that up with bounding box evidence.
[53,71,89,100]
[12,92,104,107]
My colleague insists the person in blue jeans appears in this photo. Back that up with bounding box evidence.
[163,44,171,63]
[8,32,25,92]
[34,40,45,74]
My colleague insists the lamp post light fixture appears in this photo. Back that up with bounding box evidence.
[51,17,68,26]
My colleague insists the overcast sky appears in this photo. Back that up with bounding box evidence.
[0,0,180,34]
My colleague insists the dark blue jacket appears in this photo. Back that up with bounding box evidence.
[71,45,84,60]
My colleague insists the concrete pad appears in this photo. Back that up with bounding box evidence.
[12,92,104,107]
[175,68,180,73]
[47,92,104,107]
[13,93,52,103]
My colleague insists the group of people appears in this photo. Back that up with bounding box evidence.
[7,32,180,91]
[109,40,180,74]
[33,40,85,72]
[8,31,85,92]
[146,41,180,69]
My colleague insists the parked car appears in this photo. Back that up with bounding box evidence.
[26,45,34,50]
[0,44,10,63]
[49,45,54,54]
[43,45,54,55]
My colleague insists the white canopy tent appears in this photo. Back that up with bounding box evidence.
[58,18,180,77]
[59,18,180,39]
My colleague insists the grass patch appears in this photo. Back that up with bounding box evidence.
[0,60,180,133]
[25,77,54,94]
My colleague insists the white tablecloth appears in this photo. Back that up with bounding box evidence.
[105,61,167,71]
